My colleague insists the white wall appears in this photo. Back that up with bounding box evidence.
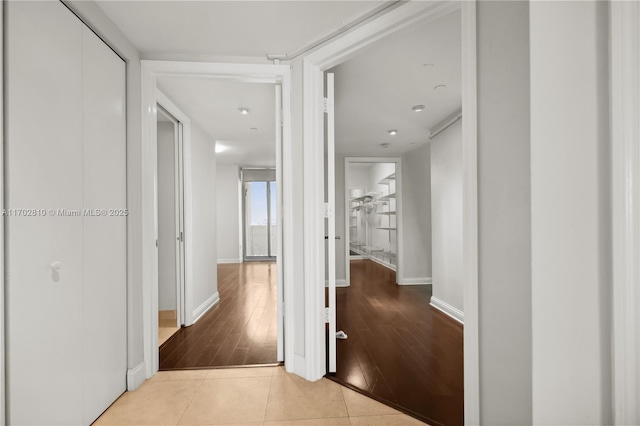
[430,120,463,311]
[530,1,611,424]
[157,121,177,311]
[216,164,242,262]
[401,145,432,284]
[477,1,532,423]
[190,123,219,315]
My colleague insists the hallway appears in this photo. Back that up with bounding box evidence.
[160,262,278,369]
[333,260,463,426]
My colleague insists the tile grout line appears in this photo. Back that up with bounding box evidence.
[174,379,206,426]
[261,369,276,423]
[338,384,352,421]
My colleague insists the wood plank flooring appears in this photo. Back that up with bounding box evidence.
[332,259,463,426]
[159,262,278,369]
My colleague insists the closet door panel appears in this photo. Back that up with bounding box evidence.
[5,2,84,425]
[81,26,127,424]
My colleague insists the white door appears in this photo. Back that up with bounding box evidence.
[275,85,284,362]
[6,3,84,423]
[326,73,337,373]
[6,2,127,424]
[81,25,127,425]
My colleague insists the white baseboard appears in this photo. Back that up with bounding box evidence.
[192,292,220,323]
[292,354,306,377]
[398,277,432,286]
[369,256,396,271]
[336,279,349,287]
[126,361,146,391]
[349,255,367,260]
[430,297,464,324]
[217,259,242,264]
[325,279,348,287]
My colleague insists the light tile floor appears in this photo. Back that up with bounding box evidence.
[93,366,428,426]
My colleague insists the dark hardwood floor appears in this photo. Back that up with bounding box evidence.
[159,261,278,369]
[332,259,463,426]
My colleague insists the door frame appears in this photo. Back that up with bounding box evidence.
[242,176,277,261]
[343,157,403,288]
[156,95,186,328]
[140,61,293,378]
[610,2,640,423]
[301,1,480,423]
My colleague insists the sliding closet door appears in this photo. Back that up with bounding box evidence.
[6,2,127,425]
[82,26,127,424]
[6,2,84,425]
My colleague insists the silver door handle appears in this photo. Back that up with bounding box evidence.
[325,236,341,240]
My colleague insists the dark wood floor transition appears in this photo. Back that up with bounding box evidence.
[159,262,278,369]
[332,260,463,426]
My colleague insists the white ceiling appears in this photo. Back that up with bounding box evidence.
[97,1,386,58]
[330,10,461,156]
[157,76,276,166]
[103,2,460,164]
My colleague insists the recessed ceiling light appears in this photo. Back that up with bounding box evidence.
[411,105,426,112]
[434,84,446,91]
[423,63,434,68]
[380,143,391,149]
[237,107,251,115]
[215,143,226,153]
[387,129,398,136]
[250,127,258,131]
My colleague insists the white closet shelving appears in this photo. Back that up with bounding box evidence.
[348,169,397,271]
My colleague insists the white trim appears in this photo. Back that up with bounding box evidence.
[462,1,480,423]
[430,297,464,324]
[325,279,348,288]
[398,277,432,286]
[192,292,220,324]
[611,3,640,424]
[141,61,294,381]
[303,1,470,385]
[369,255,396,272]
[292,354,306,376]
[217,259,243,264]
[126,361,146,391]
[0,3,5,423]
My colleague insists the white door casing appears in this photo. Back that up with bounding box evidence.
[276,84,285,362]
[326,73,337,373]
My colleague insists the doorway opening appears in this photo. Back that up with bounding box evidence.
[318,6,464,426]
[151,76,284,370]
[156,104,186,347]
[141,61,293,378]
[242,168,277,261]
[345,160,400,281]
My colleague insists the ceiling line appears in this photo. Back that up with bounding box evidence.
[267,1,403,62]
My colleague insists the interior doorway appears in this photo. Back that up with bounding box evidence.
[320,7,464,426]
[150,75,285,370]
[156,104,186,346]
[243,169,277,260]
[344,159,401,286]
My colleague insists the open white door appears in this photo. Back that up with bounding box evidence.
[276,84,284,362]
[326,73,337,373]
